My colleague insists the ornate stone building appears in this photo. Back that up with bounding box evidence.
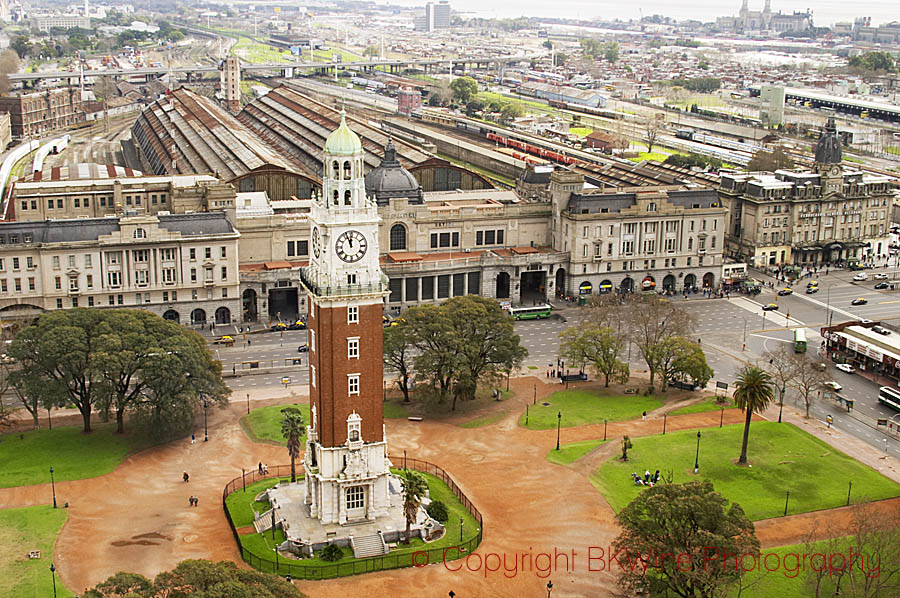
[718,118,893,267]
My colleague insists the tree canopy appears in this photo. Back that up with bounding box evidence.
[82,560,302,598]
[559,325,628,387]
[614,480,759,597]
[580,39,619,63]
[848,51,895,73]
[747,146,794,172]
[450,76,478,104]
[664,153,723,171]
[8,309,228,436]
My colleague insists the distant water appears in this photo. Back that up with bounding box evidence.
[382,0,896,28]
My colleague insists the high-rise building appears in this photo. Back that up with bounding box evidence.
[415,0,450,32]
[301,111,392,525]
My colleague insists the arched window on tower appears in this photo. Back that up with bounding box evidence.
[344,190,352,205]
[343,161,352,180]
[333,190,339,206]
[389,223,407,251]
[332,161,340,179]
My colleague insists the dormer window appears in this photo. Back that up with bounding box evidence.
[134,228,146,239]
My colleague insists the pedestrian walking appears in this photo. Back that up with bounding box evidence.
[183,471,190,483]
[642,411,646,421]
[193,496,199,507]
[189,496,193,507]
[258,462,263,475]
[263,464,269,475]
[191,433,195,444]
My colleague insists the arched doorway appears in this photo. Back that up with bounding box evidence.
[191,308,206,325]
[389,223,407,251]
[702,272,715,288]
[684,274,696,291]
[163,309,180,323]
[496,272,510,299]
[579,281,593,295]
[662,274,676,291]
[641,276,656,291]
[215,307,231,325]
[242,289,258,322]
[620,277,634,293]
[555,268,566,297]
[599,279,613,294]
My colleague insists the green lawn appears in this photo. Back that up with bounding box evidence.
[0,505,74,597]
[885,145,900,156]
[241,403,310,445]
[569,127,593,138]
[0,424,140,489]
[669,397,736,416]
[458,412,507,429]
[519,390,664,430]
[547,439,606,465]
[225,477,292,528]
[590,422,900,520]
[627,151,672,162]
[230,470,480,577]
[382,403,409,419]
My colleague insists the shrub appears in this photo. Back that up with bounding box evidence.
[426,500,449,523]
[320,543,343,562]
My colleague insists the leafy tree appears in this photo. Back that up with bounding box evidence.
[465,97,485,116]
[664,153,722,170]
[400,469,428,544]
[733,365,775,465]
[848,51,895,72]
[580,38,603,59]
[666,338,714,388]
[383,323,415,403]
[614,480,759,598]
[320,543,343,561]
[168,30,185,43]
[543,40,553,50]
[671,77,721,93]
[426,500,449,522]
[559,325,627,387]
[11,35,31,59]
[620,435,633,461]
[747,145,794,172]
[280,407,305,482]
[450,76,478,104]
[84,559,301,598]
[627,297,694,392]
[553,52,567,67]
[405,304,457,403]
[499,99,525,121]
[363,44,379,58]
[602,41,620,63]
[697,55,710,70]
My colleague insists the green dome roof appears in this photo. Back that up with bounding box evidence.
[324,109,363,156]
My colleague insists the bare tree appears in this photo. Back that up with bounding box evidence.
[94,76,118,134]
[644,118,660,154]
[762,344,795,419]
[0,49,21,96]
[790,353,827,418]
[627,297,694,392]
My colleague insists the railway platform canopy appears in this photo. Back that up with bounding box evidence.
[751,86,900,123]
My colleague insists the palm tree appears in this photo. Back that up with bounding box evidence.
[400,469,428,544]
[280,407,305,482]
[733,365,775,465]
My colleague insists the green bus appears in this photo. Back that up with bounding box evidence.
[793,328,807,353]
[508,304,552,320]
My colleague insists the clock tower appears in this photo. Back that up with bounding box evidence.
[301,110,392,525]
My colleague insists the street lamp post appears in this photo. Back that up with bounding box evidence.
[246,393,250,415]
[693,431,701,473]
[556,411,561,451]
[459,518,463,542]
[50,563,57,598]
[203,399,209,442]
[742,318,747,351]
[50,466,57,509]
[778,384,786,423]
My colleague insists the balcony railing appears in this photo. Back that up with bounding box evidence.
[299,268,386,298]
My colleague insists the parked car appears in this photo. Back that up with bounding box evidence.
[762,303,779,311]
[875,282,890,290]
[872,326,891,336]
[288,317,307,330]
[271,322,288,332]
[806,286,819,294]
[874,273,888,280]
[836,363,856,374]
[853,273,868,281]
[851,297,868,306]
[777,288,793,296]
[297,344,309,353]
[823,381,843,391]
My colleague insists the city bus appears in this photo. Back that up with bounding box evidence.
[793,328,807,353]
[879,386,900,412]
[508,304,552,320]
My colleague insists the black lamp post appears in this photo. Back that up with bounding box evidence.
[459,518,463,542]
[273,547,279,572]
[203,399,209,442]
[547,580,553,598]
[778,384,785,423]
[693,431,701,474]
[50,563,57,598]
[50,466,57,509]
[556,411,561,451]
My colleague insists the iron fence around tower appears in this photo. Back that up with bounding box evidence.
[222,457,483,580]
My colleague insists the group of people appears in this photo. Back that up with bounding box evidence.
[632,469,661,487]
[258,462,269,475]
[188,496,199,507]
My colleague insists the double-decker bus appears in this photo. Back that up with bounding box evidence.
[793,328,807,353]
[508,304,552,320]
[879,386,900,411]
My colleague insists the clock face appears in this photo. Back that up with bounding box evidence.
[312,226,321,258]
[830,166,841,176]
[335,230,368,263]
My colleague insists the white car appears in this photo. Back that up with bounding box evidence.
[874,273,889,280]
[823,381,842,391]
[853,273,868,281]
[835,363,856,374]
